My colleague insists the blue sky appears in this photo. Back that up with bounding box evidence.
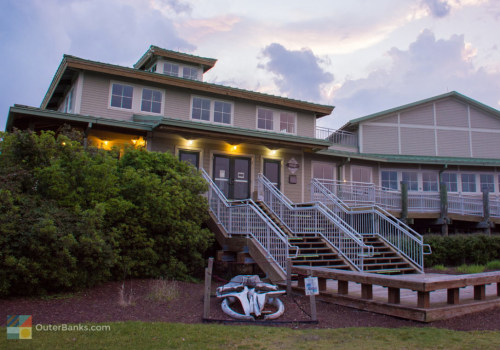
[1,0,499,131]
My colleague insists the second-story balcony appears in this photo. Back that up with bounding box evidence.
[316,126,358,148]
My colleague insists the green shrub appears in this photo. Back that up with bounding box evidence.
[456,264,485,274]
[431,264,446,271]
[0,129,213,297]
[424,234,500,267]
[485,260,500,270]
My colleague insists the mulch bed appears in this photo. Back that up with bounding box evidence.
[1,279,499,331]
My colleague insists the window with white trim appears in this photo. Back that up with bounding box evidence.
[480,174,494,193]
[164,63,179,77]
[191,96,232,124]
[422,172,438,192]
[381,170,398,190]
[141,88,162,114]
[183,67,198,80]
[461,173,476,192]
[110,83,133,109]
[257,107,296,134]
[64,89,75,113]
[442,173,458,192]
[402,171,418,191]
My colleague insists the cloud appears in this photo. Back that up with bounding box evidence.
[331,29,500,126]
[421,0,451,18]
[259,43,334,102]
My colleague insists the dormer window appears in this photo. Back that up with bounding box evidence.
[149,64,157,73]
[164,63,179,77]
[257,107,296,134]
[183,67,198,80]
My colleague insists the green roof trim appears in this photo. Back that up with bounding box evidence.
[7,105,156,132]
[343,91,500,128]
[319,149,500,167]
[133,114,332,148]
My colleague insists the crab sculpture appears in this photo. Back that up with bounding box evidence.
[216,275,285,320]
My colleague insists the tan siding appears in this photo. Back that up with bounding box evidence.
[471,132,500,158]
[164,88,190,120]
[233,101,256,129]
[435,99,468,127]
[437,129,470,157]
[400,127,435,156]
[470,107,500,130]
[80,73,134,121]
[375,114,398,123]
[362,124,398,154]
[282,151,303,202]
[296,112,315,138]
[400,104,434,125]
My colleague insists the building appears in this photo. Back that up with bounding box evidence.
[5,45,500,280]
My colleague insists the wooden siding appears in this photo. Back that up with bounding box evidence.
[375,114,398,123]
[362,124,398,154]
[471,132,500,158]
[297,111,315,138]
[435,99,468,127]
[400,104,434,125]
[437,129,470,157]
[400,127,436,156]
[470,106,500,130]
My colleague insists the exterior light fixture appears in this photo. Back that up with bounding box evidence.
[187,139,194,146]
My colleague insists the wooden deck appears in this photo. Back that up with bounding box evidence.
[290,266,500,322]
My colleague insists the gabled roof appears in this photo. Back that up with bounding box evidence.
[134,45,217,72]
[341,91,500,129]
[41,54,334,117]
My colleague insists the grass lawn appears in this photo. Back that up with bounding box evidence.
[1,322,500,349]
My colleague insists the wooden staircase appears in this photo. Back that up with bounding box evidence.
[362,235,417,275]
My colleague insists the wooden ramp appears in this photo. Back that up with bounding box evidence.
[290,266,500,322]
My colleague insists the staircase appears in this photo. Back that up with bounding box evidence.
[311,179,432,273]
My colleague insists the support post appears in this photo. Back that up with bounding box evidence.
[388,287,400,304]
[338,280,349,295]
[447,288,460,305]
[361,283,373,300]
[439,182,448,236]
[203,257,214,319]
[400,182,408,224]
[481,190,491,236]
[308,269,317,322]
[417,291,430,308]
[286,258,292,295]
[474,285,486,300]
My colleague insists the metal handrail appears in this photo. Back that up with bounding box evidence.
[201,169,298,274]
[258,174,372,271]
[311,179,430,272]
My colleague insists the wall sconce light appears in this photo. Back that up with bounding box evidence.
[103,140,109,146]
[270,149,277,155]
[232,145,238,151]
[187,139,194,146]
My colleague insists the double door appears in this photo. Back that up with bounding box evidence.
[213,155,251,200]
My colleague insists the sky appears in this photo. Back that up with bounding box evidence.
[1,0,500,131]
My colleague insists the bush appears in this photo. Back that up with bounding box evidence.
[424,234,500,267]
[0,129,213,296]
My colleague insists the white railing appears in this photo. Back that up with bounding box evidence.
[201,169,297,274]
[316,179,500,219]
[312,179,430,272]
[258,174,372,271]
[315,127,358,147]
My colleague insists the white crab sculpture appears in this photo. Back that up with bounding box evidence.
[216,275,285,320]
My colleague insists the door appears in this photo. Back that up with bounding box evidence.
[213,155,251,199]
[263,159,281,190]
[179,150,200,169]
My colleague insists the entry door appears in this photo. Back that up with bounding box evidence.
[263,159,281,190]
[213,155,251,200]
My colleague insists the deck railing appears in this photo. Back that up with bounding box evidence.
[258,174,372,271]
[315,127,358,147]
[311,179,429,272]
[201,169,296,274]
[316,179,500,219]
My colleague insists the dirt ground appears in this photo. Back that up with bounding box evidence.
[1,278,499,331]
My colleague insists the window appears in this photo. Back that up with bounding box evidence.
[280,112,295,133]
[402,171,418,191]
[480,174,494,193]
[111,83,133,109]
[381,171,398,190]
[191,97,232,124]
[183,67,198,80]
[141,89,162,114]
[313,162,335,181]
[149,64,157,73]
[257,108,274,130]
[64,89,75,113]
[164,63,179,77]
[179,150,199,169]
[192,97,211,121]
[442,173,458,192]
[257,108,296,134]
[214,101,231,124]
[461,173,476,192]
[422,172,438,192]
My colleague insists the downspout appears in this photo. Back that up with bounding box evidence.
[337,157,350,182]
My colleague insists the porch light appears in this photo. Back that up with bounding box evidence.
[232,145,238,151]
[187,139,194,146]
